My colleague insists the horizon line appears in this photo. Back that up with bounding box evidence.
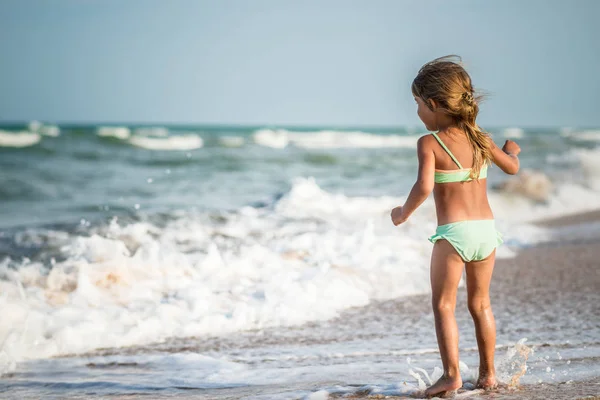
[0,119,592,131]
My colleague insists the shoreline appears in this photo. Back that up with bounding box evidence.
[533,209,600,228]
[1,209,599,400]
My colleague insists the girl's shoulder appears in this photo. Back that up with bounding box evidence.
[417,132,438,150]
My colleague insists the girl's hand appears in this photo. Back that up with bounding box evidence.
[391,206,407,226]
[502,140,521,156]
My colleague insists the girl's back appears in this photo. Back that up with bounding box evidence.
[427,129,493,226]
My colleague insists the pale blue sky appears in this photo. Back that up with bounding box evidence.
[0,0,598,127]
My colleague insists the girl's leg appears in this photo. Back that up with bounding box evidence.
[424,239,465,396]
[465,250,498,389]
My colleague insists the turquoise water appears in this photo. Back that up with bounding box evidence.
[0,124,593,231]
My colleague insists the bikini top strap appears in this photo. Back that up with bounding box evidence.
[430,132,463,169]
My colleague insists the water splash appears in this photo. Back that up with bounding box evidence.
[497,338,532,388]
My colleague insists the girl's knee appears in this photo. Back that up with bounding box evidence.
[467,297,492,316]
[432,297,456,314]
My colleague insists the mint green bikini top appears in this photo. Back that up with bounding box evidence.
[431,132,487,183]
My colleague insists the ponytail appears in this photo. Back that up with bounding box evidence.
[457,92,493,179]
[412,55,493,179]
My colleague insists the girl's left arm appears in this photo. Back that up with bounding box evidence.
[391,136,435,226]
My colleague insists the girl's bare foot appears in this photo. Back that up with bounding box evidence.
[424,374,463,397]
[476,374,498,390]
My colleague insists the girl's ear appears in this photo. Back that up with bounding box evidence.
[428,99,437,111]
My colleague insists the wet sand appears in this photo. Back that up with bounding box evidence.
[534,209,600,228]
[334,209,600,399]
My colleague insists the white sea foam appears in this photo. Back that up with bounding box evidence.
[0,178,425,367]
[3,174,592,371]
[128,134,204,150]
[575,148,600,190]
[96,126,131,140]
[546,147,600,190]
[27,120,42,132]
[502,127,525,139]
[253,129,290,148]
[27,121,60,137]
[252,129,419,149]
[560,129,600,142]
[490,180,600,224]
[0,130,41,148]
[38,125,60,137]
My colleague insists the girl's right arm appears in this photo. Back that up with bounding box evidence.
[491,139,520,175]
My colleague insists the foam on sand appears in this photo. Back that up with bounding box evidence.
[0,130,41,148]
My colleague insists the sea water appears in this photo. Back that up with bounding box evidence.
[1,124,599,398]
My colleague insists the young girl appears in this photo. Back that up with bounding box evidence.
[390,56,521,397]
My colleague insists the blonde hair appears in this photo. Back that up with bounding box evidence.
[411,55,492,179]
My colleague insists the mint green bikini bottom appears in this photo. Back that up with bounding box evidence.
[428,220,503,262]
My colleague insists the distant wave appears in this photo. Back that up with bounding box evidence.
[502,127,524,139]
[0,130,41,148]
[128,134,204,150]
[27,121,60,137]
[252,129,420,149]
[253,129,290,148]
[219,136,245,147]
[95,127,204,150]
[133,127,169,137]
[96,126,131,140]
[560,129,600,142]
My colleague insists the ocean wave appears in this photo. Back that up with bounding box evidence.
[560,129,600,142]
[39,125,60,137]
[133,127,169,137]
[489,179,600,224]
[546,147,600,190]
[128,134,204,150]
[502,127,524,139]
[494,169,553,202]
[0,178,430,368]
[3,174,600,372]
[96,126,131,140]
[253,129,289,148]
[0,130,41,148]
[0,176,557,368]
[575,148,600,190]
[28,121,60,137]
[252,129,420,149]
[219,136,245,147]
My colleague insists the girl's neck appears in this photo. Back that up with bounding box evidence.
[434,113,459,132]
[437,125,463,135]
